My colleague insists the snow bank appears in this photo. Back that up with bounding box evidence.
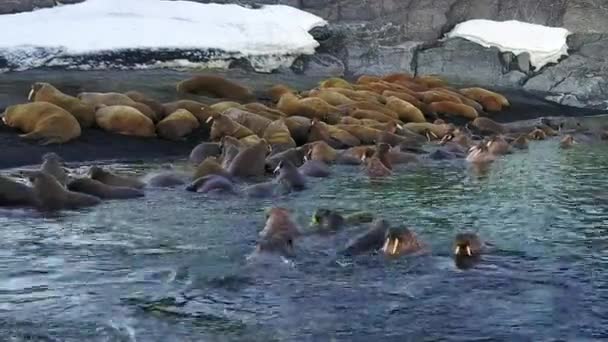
[447,19,570,71]
[0,0,327,72]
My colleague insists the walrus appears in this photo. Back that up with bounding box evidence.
[453,232,484,269]
[126,102,158,123]
[428,101,478,120]
[381,90,426,111]
[384,96,426,123]
[242,102,287,120]
[88,166,146,189]
[274,159,307,192]
[78,92,138,107]
[283,116,312,145]
[510,134,529,150]
[40,152,68,187]
[466,141,496,164]
[340,219,390,256]
[487,135,511,155]
[207,113,256,141]
[124,91,166,120]
[0,175,39,207]
[156,109,200,141]
[95,105,156,138]
[362,149,392,178]
[67,177,144,199]
[267,84,297,102]
[303,141,338,164]
[185,175,237,194]
[228,139,270,178]
[326,88,386,104]
[356,75,383,84]
[2,102,81,145]
[162,100,208,122]
[145,171,189,188]
[417,90,463,105]
[193,156,232,181]
[559,134,577,149]
[263,118,296,152]
[28,171,101,211]
[223,108,272,138]
[219,135,243,169]
[189,142,221,165]
[470,117,506,135]
[459,87,510,112]
[435,87,484,112]
[311,209,375,234]
[28,82,96,128]
[332,124,380,145]
[381,226,425,258]
[307,89,356,106]
[528,127,547,140]
[403,122,452,140]
[315,119,361,148]
[369,143,392,170]
[260,207,301,241]
[350,109,397,123]
[414,75,447,89]
[339,101,400,120]
[299,159,331,178]
[387,148,419,165]
[319,77,354,90]
[266,146,307,170]
[277,92,342,123]
[176,75,255,102]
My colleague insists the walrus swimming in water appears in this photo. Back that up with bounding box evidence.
[40,152,68,187]
[453,232,484,269]
[0,175,39,207]
[299,159,331,178]
[381,226,425,258]
[228,139,271,178]
[88,166,146,189]
[340,219,390,256]
[559,134,577,149]
[274,160,307,192]
[192,156,232,181]
[67,178,144,199]
[28,171,101,211]
[2,102,81,145]
[260,207,301,241]
[186,175,237,194]
[28,82,96,128]
[176,74,255,102]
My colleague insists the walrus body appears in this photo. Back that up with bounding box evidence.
[2,102,81,145]
[95,105,156,138]
[89,166,146,189]
[228,140,270,178]
[28,171,101,211]
[29,82,96,128]
[40,152,68,186]
[0,175,38,207]
[67,178,144,199]
[176,75,255,102]
[156,109,200,141]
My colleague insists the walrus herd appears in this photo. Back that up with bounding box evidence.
[1,72,607,269]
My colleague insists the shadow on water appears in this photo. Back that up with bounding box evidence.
[0,139,607,341]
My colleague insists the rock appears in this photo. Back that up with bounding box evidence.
[289,53,345,77]
[416,38,527,88]
[348,41,422,77]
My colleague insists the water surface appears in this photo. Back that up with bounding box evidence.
[1,139,607,341]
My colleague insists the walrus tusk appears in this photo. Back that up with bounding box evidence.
[27,88,35,101]
[425,132,431,142]
[430,131,438,139]
[205,116,213,123]
[396,123,403,130]
[391,239,399,255]
[382,238,390,254]
[273,165,281,174]
[304,155,309,162]
[487,140,493,147]
[466,246,472,256]
[454,245,460,255]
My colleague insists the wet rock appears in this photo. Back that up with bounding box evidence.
[347,41,422,77]
[416,38,527,88]
[289,53,345,77]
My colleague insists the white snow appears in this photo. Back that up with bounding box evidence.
[447,19,570,71]
[0,0,327,72]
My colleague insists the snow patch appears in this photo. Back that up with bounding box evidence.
[0,0,327,73]
[447,19,570,71]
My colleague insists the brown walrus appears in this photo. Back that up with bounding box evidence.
[227,139,271,178]
[162,100,208,122]
[28,171,101,211]
[263,118,296,152]
[384,96,426,123]
[189,142,222,165]
[0,175,39,207]
[40,152,68,187]
[460,87,510,112]
[95,105,156,138]
[255,207,300,257]
[156,109,200,141]
[176,75,255,102]
[453,232,484,269]
[67,177,145,199]
[88,166,146,189]
[28,82,96,128]
[470,117,506,135]
[192,156,232,181]
[559,134,577,149]
[381,226,426,258]
[124,91,166,119]
[207,113,256,141]
[223,108,272,138]
[428,101,478,120]
[78,92,138,107]
[2,102,81,145]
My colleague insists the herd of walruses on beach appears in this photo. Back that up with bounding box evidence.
[1,72,606,269]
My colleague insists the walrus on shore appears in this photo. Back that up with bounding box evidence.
[381,226,425,258]
[356,75,383,84]
[78,92,138,107]
[266,147,306,169]
[325,88,386,104]
[283,116,312,145]
[470,117,506,135]
[88,166,146,189]
[28,82,96,128]
[242,102,287,120]
[162,100,208,122]
[189,142,222,165]
[207,113,256,141]
[94,105,156,138]
[403,122,453,140]
[381,90,426,111]
[307,89,356,106]
[459,87,510,112]
[125,91,166,120]
[223,108,272,138]
[156,109,200,141]
[319,77,354,90]
[0,175,38,207]
[193,156,232,181]
[340,219,390,256]
[414,75,447,89]
[384,96,426,123]
[40,152,68,187]
[28,171,101,211]
[453,232,484,269]
[186,175,237,194]
[145,171,189,188]
[175,74,255,102]
[277,92,342,123]
[267,84,297,102]
[2,102,81,145]
[263,118,296,152]
[428,101,478,120]
[418,90,463,105]
[303,141,338,164]
[350,109,398,123]
[67,178,144,199]
[228,139,271,178]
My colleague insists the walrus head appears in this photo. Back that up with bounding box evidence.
[28,82,50,101]
[381,226,422,258]
[42,152,64,163]
[311,208,345,233]
[256,233,295,257]
[453,232,482,259]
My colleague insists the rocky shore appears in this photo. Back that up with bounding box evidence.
[2,0,608,110]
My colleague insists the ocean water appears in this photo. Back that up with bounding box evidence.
[0,138,607,341]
